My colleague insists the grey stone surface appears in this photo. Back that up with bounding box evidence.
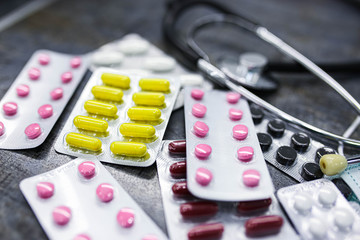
[0,0,359,239]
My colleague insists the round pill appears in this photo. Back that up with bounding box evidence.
[233,124,248,140]
[195,144,212,159]
[50,87,63,100]
[91,51,124,66]
[237,146,254,162]
[38,104,53,119]
[193,121,209,137]
[229,108,243,121]
[318,187,337,206]
[257,133,272,152]
[53,206,71,225]
[267,119,285,138]
[117,38,149,55]
[192,103,207,118]
[141,235,158,240]
[250,104,264,124]
[73,234,91,240]
[36,182,54,199]
[243,169,260,187]
[226,92,241,104]
[117,208,135,228]
[70,57,81,68]
[96,183,114,202]
[293,193,312,213]
[25,123,41,139]
[78,161,96,179]
[334,208,354,230]
[315,147,337,164]
[291,132,310,152]
[144,57,176,72]
[61,72,73,83]
[3,102,17,116]
[28,67,41,80]
[276,146,297,165]
[301,162,323,181]
[38,54,50,65]
[332,178,352,199]
[309,218,326,238]
[191,89,204,100]
[195,168,213,186]
[16,84,30,97]
[0,122,4,136]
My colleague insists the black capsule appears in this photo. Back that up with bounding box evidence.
[300,162,323,181]
[267,119,285,138]
[291,133,310,152]
[257,133,272,152]
[276,146,297,165]
[315,147,337,164]
[332,178,353,199]
[250,105,264,124]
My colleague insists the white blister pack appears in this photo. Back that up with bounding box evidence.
[184,88,274,201]
[0,50,89,149]
[54,67,180,167]
[277,179,360,240]
[20,158,167,240]
[157,140,299,240]
[89,33,212,110]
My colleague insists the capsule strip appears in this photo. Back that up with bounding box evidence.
[73,115,108,133]
[120,123,155,138]
[139,78,170,92]
[127,107,161,121]
[101,73,130,89]
[132,92,165,106]
[110,141,147,157]
[84,100,118,117]
[91,85,123,102]
[65,132,102,151]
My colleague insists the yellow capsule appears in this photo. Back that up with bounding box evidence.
[139,78,170,92]
[133,92,165,106]
[120,123,155,138]
[84,100,118,117]
[110,141,147,157]
[73,115,108,132]
[91,85,123,102]
[127,106,161,121]
[319,154,348,176]
[65,132,102,151]
[101,73,130,89]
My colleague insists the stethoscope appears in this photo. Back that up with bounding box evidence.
[163,0,360,149]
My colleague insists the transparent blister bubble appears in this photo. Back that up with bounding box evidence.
[157,140,299,240]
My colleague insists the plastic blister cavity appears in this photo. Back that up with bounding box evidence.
[277,179,360,240]
[19,158,167,240]
[184,88,274,201]
[0,50,89,149]
[157,140,299,240]
[54,68,180,167]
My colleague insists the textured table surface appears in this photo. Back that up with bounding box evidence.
[0,0,360,239]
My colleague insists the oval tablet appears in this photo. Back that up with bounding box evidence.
[117,208,135,228]
[245,215,283,237]
[195,144,212,159]
[110,141,147,157]
[84,100,117,117]
[237,146,254,162]
[38,104,53,119]
[192,103,206,118]
[133,92,165,106]
[229,108,243,121]
[168,140,186,155]
[25,123,41,139]
[180,201,218,218]
[70,57,81,68]
[91,51,124,66]
[233,124,248,140]
[61,72,73,83]
[120,123,155,138]
[226,92,241,103]
[73,115,108,133]
[191,89,204,100]
[101,73,130,89]
[334,208,354,230]
[144,57,175,72]
[188,223,224,240]
[293,193,312,214]
[193,121,209,137]
[65,132,102,151]
[38,54,50,65]
[50,87,63,100]
[243,169,260,187]
[78,161,96,179]
[118,38,149,55]
[3,102,18,116]
[139,78,170,92]
[91,85,123,102]
[96,183,114,202]
[53,206,71,226]
[36,182,54,199]
[28,67,41,80]
[318,187,337,206]
[309,218,326,238]
[172,181,192,197]
[73,234,91,240]
[195,168,213,186]
[127,106,161,121]
[169,161,186,178]
[16,84,30,97]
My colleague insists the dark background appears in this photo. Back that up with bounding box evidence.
[0,0,360,239]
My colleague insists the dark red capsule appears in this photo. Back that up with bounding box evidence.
[168,140,186,155]
[180,201,218,218]
[169,160,186,178]
[237,198,272,214]
[188,222,224,240]
[172,181,192,197]
[245,215,283,237]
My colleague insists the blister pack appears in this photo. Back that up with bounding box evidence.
[89,33,212,110]
[54,67,180,167]
[157,140,299,240]
[0,50,88,149]
[277,179,360,240]
[250,104,339,182]
[20,158,167,240]
[184,88,274,201]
